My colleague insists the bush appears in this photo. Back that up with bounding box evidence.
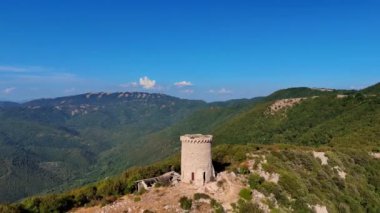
[238,166,250,174]
[72,186,97,206]
[36,194,75,213]
[193,193,210,200]
[257,182,289,205]
[179,196,192,210]
[20,197,41,212]
[210,199,224,213]
[278,172,308,198]
[248,174,265,189]
[239,188,252,200]
[235,199,263,213]
[0,204,21,213]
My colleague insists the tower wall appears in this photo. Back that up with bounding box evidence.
[180,134,215,186]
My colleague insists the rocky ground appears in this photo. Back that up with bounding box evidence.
[73,171,244,213]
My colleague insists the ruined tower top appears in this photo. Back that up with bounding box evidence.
[180,134,213,143]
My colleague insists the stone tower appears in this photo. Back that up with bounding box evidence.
[180,134,215,186]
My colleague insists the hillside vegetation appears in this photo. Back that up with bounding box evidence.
[361,82,380,94]
[214,93,380,150]
[0,92,261,202]
[1,144,379,213]
[0,92,208,202]
[0,83,379,208]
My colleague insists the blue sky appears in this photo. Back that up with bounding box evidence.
[0,0,379,102]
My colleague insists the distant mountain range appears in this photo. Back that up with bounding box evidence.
[0,83,379,203]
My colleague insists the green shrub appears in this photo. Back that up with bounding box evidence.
[292,197,311,213]
[278,172,308,198]
[256,182,290,206]
[193,193,210,200]
[37,194,75,213]
[72,186,97,205]
[256,181,276,195]
[210,199,224,213]
[239,188,252,200]
[248,174,265,189]
[235,199,263,213]
[97,179,125,196]
[0,204,21,213]
[179,196,192,210]
[238,166,250,174]
[21,197,42,212]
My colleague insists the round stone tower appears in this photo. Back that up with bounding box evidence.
[180,134,215,186]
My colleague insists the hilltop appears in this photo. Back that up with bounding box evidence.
[361,82,380,94]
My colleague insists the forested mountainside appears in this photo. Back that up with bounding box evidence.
[214,92,380,149]
[0,83,378,207]
[361,82,380,94]
[0,92,209,202]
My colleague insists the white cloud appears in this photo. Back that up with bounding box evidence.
[174,81,193,87]
[3,87,16,94]
[139,76,156,89]
[209,88,232,94]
